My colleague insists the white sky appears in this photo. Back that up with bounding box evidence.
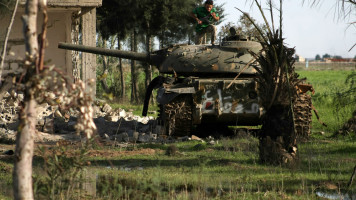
[214,0,356,59]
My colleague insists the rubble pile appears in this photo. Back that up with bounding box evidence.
[0,89,216,145]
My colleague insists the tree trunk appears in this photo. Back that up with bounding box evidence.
[13,0,39,199]
[145,34,155,105]
[99,36,111,93]
[117,37,125,101]
[144,34,152,89]
[130,30,139,103]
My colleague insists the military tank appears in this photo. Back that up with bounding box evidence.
[58,32,312,137]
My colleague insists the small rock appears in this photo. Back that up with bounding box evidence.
[2,109,11,114]
[118,109,126,118]
[10,90,17,98]
[292,146,297,153]
[64,113,70,120]
[3,92,10,98]
[150,133,157,140]
[137,133,151,143]
[102,103,112,113]
[7,99,18,107]
[154,125,164,135]
[54,110,63,118]
[121,132,129,142]
[43,118,54,134]
[17,94,24,101]
[191,135,203,141]
[37,119,45,126]
[319,131,325,135]
[103,133,111,142]
[105,114,119,122]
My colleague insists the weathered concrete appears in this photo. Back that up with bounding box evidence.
[81,7,97,96]
[1,0,101,95]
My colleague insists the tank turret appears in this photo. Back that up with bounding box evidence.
[58,35,262,76]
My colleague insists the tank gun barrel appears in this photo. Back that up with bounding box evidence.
[58,42,162,65]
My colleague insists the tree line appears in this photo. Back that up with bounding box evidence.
[95,0,225,103]
[314,54,356,61]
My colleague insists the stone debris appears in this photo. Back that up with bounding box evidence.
[0,88,222,145]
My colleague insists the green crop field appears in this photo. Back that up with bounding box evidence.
[296,67,355,134]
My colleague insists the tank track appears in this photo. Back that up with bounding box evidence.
[158,95,193,137]
[293,93,312,138]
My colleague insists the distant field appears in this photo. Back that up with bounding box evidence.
[295,62,355,71]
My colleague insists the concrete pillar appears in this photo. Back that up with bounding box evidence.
[71,11,80,83]
[81,7,96,97]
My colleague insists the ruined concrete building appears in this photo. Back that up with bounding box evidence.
[0,0,102,94]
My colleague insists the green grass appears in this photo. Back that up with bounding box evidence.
[0,157,13,199]
[88,136,356,199]
[1,133,355,199]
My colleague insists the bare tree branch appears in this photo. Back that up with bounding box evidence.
[0,0,19,86]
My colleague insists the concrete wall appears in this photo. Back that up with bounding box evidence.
[1,10,74,72]
[1,0,101,95]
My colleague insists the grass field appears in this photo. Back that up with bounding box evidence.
[296,68,355,134]
[2,134,354,199]
[0,65,355,199]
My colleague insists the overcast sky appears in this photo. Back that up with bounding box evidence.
[214,0,356,59]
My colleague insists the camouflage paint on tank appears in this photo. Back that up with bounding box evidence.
[159,41,262,75]
[191,78,264,125]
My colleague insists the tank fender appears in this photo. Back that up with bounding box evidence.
[142,76,165,116]
[156,88,180,105]
[157,77,196,105]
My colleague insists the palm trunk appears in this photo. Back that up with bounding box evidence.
[13,0,39,199]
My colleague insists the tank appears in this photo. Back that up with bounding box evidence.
[58,32,312,137]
